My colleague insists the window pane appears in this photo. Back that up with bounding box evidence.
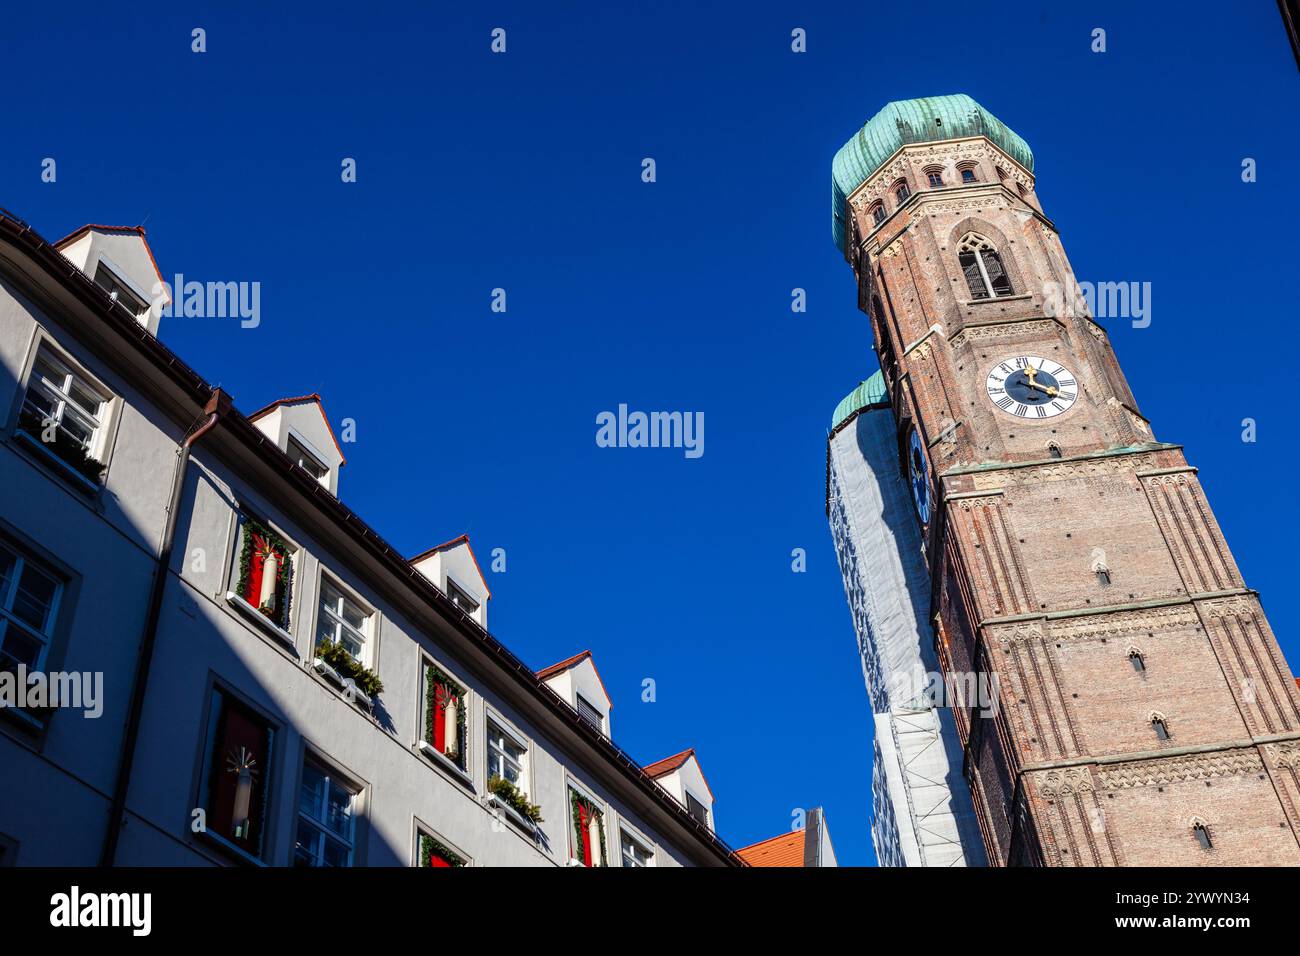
[300,762,325,817]
[0,627,43,667]
[12,564,57,633]
[0,548,15,602]
[35,354,66,387]
[322,835,350,867]
[294,819,320,866]
[326,780,352,837]
[67,378,103,417]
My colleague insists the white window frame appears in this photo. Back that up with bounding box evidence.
[294,756,358,867]
[224,512,300,645]
[315,572,373,666]
[618,824,655,868]
[485,711,530,795]
[19,347,112,466]
[0,539,63,673]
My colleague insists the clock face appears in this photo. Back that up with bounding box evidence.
[985,355,1078,419]
[908,429,931,525]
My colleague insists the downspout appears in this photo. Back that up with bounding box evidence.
[99,388,229,866]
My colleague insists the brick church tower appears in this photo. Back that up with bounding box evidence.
[830,95,1300,866]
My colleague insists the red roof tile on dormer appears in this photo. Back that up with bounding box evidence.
[53,223,167,299]
[408,534,491,600]
[643,747,715,800]
[248,392,347,466]
[536,649,612,708]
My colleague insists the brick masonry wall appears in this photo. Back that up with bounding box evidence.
[845,135,1300,866]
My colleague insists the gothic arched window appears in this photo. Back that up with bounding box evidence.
[1192,822,1212,850]
[1129,650,1146,673]
[1152,714,1170,741]
[957,233,1014,300]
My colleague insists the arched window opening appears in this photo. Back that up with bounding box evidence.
[1152,715,1170,741]
[871,203,886,226]
[926,168,945,188]
[960,165,978,184]
[895,181,911,205]
[1129,650,1146,674]
[1096,568,1112,587]
[1048,442,1062,459]
[957,233,1014,300]
[1193,823,1212,850]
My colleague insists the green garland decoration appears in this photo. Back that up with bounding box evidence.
[315,638,384,696]
[420,833,465,868]
[235,517,294,630]
[570,791,607,866]
[488,775,544,824]
[424,665,467,770]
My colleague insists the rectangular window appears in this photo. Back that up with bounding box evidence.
[575,694,603,733]
[198,688,275,859]
[294,757,356,867]
[685,792,710,826]
[418,829,466,867]
[486,720,526,788]
[424,664,468,770]
[17,348,109,485]
[569,788,606,867]
[447,580,479,617]
[0,539,62,674]
[316,578,369,663]
[231,517,295,633]
[93,262,149,315]
[620,830,652,868]
[287,435,329,484]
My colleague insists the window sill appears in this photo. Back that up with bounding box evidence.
[12,430,103,496]
[311,657,373,710]
[961,293,1034,308]
[485,793,538,836]
[225,592,298,653]
[416,740,473,786]
[194,829,269,868]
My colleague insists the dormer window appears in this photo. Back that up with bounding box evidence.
[576,693,603,732]
[93,261,148,316]
[685,792,710,825]
[287,435,329,485]
[447,580,479,617]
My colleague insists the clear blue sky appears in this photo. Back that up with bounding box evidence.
[3,1,1297,866]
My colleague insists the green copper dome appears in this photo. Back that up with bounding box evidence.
[832,370,887,429]
[831,94,1033,253]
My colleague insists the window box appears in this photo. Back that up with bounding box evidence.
[312,657,343,685]
[415,740,473,785]
[13,429,102,494]
[341,678,372,710]
[226,592,297,650]
[486,792,538,835]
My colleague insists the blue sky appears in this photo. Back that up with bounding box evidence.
[3,1,1297,865]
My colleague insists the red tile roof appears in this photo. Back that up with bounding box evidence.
[536,649,612,708]
[248,393,347,466]
[643,747,715,801]
[408,534,491,599]
[735,830,805,867]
